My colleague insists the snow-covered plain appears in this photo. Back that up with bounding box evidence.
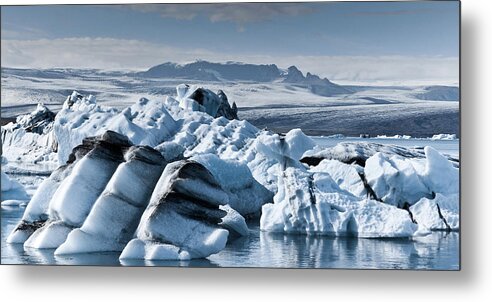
[1,65,458,137]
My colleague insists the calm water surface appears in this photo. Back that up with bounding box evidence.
[1,138,460,269]
[1,207,459,269]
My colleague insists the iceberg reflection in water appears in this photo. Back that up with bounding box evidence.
[2,207,458,269]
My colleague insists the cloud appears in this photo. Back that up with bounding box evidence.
[1,22,50,40]
[277,55,459,86]
[1,37,458,85]
[0,38,218,70]
[128,3,314,24]
[347,9,435,17]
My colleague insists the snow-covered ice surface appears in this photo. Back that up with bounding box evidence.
[1,79,459,268]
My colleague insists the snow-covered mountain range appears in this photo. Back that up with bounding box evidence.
[135,61,352,97]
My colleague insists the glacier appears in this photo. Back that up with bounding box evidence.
[1,84,460,261]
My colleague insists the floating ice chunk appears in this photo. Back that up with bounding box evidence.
[431,134,457,140]
[0,103,57,166]
[261,164,418,238]
[363,146,458,209]
[376,134,412,139]
[1,171,29,201]
[339,199,418,238]
[1,199,29,207]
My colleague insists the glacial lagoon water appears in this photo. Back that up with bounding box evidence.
[1,207,459,269]
[1,137,460,269]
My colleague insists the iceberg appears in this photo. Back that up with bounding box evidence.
[55,146,166,255]
[6,137,94,244]
[24,131,131,249]
[431,134,457,140]
[120,160,231,260]
[301,142,459,168]
[176,84,237,119]
[1,171,30,202]
[3,84,460,261]
[1,104,58,168]
[260,164,418,238]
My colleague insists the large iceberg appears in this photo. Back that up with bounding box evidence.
[260,161,418,238]
[3,84,459,261]
[7,128,272,259]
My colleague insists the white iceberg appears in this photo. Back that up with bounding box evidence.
[261,165,418,238]
[1,104,57,168]
[410,193,459,231]
[1,171,30,202]
[3,84,460,261]
[431,134,457,140]
[364,146,458,207]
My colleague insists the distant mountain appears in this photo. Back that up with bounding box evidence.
[282,65,352,96]
[135,60,352,97]
[414,86,459,102]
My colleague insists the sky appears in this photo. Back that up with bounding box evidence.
[1,1,460,85]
